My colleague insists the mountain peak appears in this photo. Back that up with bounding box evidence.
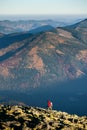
[29,25,56,34]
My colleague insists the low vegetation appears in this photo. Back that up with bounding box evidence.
[0,105,87,130]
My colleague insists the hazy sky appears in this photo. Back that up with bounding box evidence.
[0,0,87,15]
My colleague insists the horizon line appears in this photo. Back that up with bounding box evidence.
[0,14,87,16]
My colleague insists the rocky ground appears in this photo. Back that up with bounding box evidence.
[0,105,87,130]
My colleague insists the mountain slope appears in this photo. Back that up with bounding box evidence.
[63,19,87,44]
[0,19,87,91]
[0,105,87,130]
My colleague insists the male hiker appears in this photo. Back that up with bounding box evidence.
[47,100,53,110]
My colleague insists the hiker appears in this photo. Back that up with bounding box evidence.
[47,100,53,110]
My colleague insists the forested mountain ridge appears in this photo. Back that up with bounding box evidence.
[0,19,87,91]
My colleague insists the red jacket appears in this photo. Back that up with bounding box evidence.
[48,100,53,107]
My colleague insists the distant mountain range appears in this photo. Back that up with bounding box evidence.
[0,18,85,34]
[0,19,87,91]
[0,20,67,34]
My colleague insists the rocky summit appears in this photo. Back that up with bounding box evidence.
[0,105,87,130]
